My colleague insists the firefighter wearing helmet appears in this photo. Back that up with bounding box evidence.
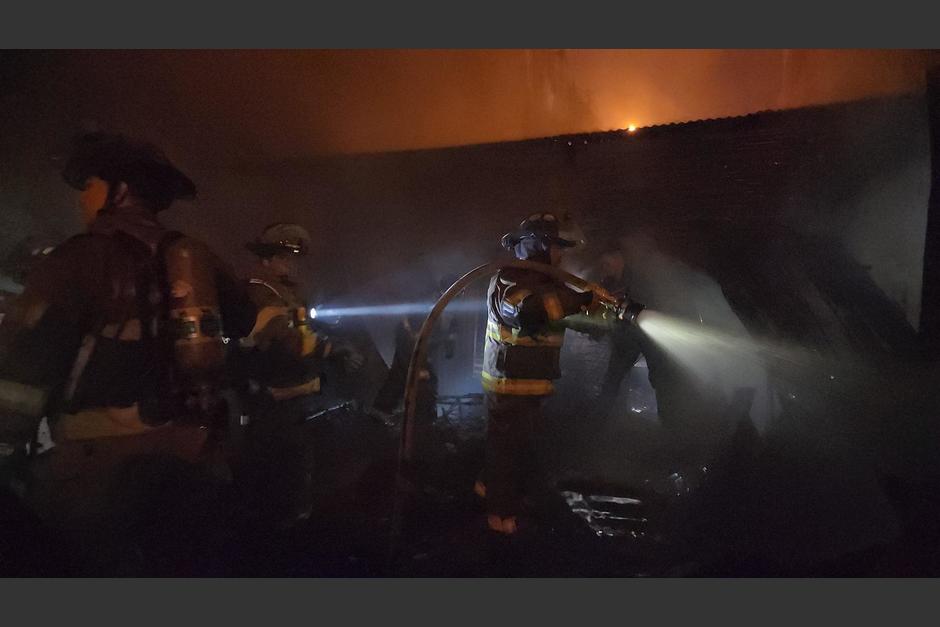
[238,223,362,529]
[477,211,613,535]
[0,132,255,573]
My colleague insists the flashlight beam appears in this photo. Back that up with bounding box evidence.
[314,300,484,319]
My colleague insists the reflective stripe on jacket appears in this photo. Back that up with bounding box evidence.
[481,268,592,395]
[240,272,330,391]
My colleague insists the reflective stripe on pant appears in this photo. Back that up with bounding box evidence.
[481,371,554,395]
[481,392,545,518]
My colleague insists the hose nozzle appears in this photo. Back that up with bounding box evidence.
[602,297,645,327]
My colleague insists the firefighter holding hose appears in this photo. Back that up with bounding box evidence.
[478,212,615,535]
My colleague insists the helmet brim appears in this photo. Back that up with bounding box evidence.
[60,132,196,210]
[246,241,307,257]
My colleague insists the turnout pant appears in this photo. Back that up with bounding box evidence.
[243,395,318,527]
[26,424,224,574]
[482,392,547,517]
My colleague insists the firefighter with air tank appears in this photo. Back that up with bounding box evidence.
[0,132,255,573]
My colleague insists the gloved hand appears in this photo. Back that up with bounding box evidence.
[586,284,617,314]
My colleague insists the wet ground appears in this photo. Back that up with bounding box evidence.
[221,416,676,577]
[4,390,940,577]
[209,397,940,577]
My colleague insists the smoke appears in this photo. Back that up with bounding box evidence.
[0,49,929,259]
[613,234,776,434]
[0,50,928,161]
[571,49,927,133]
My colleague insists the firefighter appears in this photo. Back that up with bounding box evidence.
[595,246,643,410]
[479,212,613,534]
[0,132,255,573]
[238,223,363,529]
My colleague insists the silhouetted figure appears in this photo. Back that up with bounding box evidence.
[0,132,254,574]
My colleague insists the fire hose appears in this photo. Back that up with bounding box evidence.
[385,259,643,572]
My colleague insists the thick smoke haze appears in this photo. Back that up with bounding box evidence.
[2,50,938,575]
[0,50,930,159]
[0,49,933,298]
[2,49,929,252]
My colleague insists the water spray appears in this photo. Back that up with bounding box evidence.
[637,310,841,374]
[635,309,867,420]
